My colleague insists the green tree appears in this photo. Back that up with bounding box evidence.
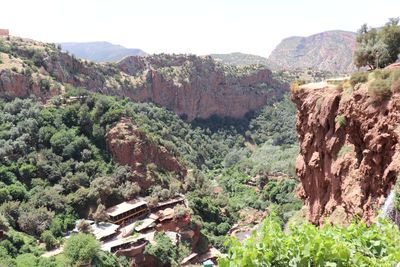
[144,232,178,266]
[92,204,109,223]
[18,206,54,236]
[64,233,100,266]
[0,213,9,232]
[40,230,58,250]
[15,253,38,267]
[354,18,400,69]
[381,18,400,63]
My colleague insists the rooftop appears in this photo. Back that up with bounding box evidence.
[134,218,156,232]
[91,222,119,240]
[101,230,155,252]
[73,220,119,240]
[106,200,147,217]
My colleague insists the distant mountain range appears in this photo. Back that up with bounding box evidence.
[59,41,147,63]
[210,52,268,66]
[267,30,357,73]
[61,30,357,72]
[210,31,357,73]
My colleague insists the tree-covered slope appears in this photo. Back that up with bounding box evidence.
[0,84,301,265]
[210,52,268,66]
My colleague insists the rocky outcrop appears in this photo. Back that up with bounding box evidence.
[115,55,287,121]
[106,118,187,189]
[292,82,400,225]
[0,37,288,121]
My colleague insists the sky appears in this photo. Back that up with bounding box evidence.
[1,0,400,57]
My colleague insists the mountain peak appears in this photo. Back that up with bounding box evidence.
[268,30,357,73]
[59,41,147,63]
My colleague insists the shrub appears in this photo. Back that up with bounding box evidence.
[337,145,354,158]
[392,79,400,94]
[350,72,368,86]
[39,79,51,92]
[290,79,306,94]
[64,233,100,266]
[392,69,400,93]
[18,206,54,237]
[368,78,391,99]
[335,115,346,127]
[144,232,178,266]
[372,69,392,80]
[40,230,58,250]
[219,216,400,267]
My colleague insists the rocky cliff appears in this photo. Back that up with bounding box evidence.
[268,31,356,74]
[0,37,288,121]
[292,76,400,225]
[106,118,187,189]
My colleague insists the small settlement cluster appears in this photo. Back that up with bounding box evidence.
[66,195,221,266]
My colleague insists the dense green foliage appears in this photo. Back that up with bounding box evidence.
[219,216,400,267]
[0,88,301,263]
[249,95,297,145]
[63,233,100,266]
[144,232,190,266]
[209,52,268,66]
[354,18,400,69]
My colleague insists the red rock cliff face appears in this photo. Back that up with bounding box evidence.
[116,55,287,121]
[292,83,400,225]
[1,37,288,121]
[106,118,187,189]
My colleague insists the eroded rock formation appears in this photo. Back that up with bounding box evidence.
[0,37,288,121]
[292,82,400,225]
[106,118,187,189]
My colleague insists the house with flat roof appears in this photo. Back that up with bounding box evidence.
[0,29,9,36]
[102,234,149,253]
[106,200,149,225]
[73,220,119,241]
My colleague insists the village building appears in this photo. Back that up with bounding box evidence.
[0,29,9,36]
[73,220,119,241]
[106,200,149,225]
[181,247,222,266]
[102,234,150,254]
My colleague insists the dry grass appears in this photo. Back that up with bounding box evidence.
[0,52,24,72]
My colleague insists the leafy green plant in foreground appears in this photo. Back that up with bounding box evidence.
[219,216,400,267]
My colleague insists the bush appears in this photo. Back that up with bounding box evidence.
[368,78,392,99]
[64,233,100,266]
[144,232,178,266]
[372,69,392,80]
[18,206,54,237]
[392,79,400,94]
[40,230,58,250]
[350,72,368,86]
[335,115,346,127]
[290,80,306,94]
[219,215,400,266]
[337,145,354,158]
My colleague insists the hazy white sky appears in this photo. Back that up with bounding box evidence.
[1,0,400,57]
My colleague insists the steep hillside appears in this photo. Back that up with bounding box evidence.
[0,37,288,121]
[59,41,147,62]
[268,31,356,73]
[210,52,268,66]
[291,67,400,225]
